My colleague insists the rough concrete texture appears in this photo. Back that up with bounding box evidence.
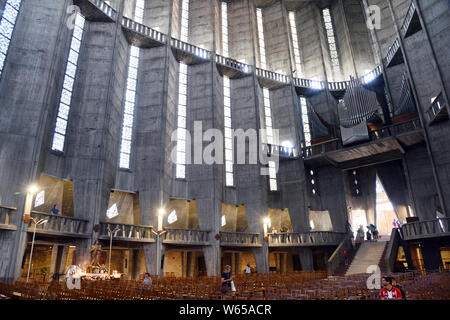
[0,0,449,280]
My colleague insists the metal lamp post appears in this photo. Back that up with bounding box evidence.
[26,217,47,282]
[107,225,120,275]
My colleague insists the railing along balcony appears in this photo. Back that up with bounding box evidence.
[28,211,89,237]
[91,0,116,19]
[401,218,450,241]
[170,38,211,64]
[401,2,421,38]
[361,65,383,84]
[262,143,299,159]
[302,139,342,158]
[328,81,350,91]
[268,231,346,247]
[99,222,155,243]
[215,55,252,78]
[0,205,17,231]
[256,68,290,88]
[74,0,117,21]
[162,228,210,245]
[302,118,422,159]
[426,93,448,125]
[219,232,261,247]
[402,218,450,240]
[121,17,166,47]
[384,38,403,68]
[293,78,325,90]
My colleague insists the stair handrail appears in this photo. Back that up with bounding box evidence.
[327,232,353,276]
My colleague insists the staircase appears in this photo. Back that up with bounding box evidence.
[346,240,388,276]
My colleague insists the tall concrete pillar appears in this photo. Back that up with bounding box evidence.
[421,241,442,271]
[144,242,165,277]
[49,245,59,276]
[0,0,74,280]
[58,246,69,276]
[298,248,314,271]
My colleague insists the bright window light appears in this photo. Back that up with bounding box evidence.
[119,1,144,169]
[34,190,45,208]
[221,215,226,227]
[288,11,302,77]
[363,69,376,84]
[168,210,178,224]
[176,0,190,179]
[322,8,341,81]
[222,2,234,187]
[51,13,85,152]
[0,0,23,79]
[299,97,311,147]
[221,2,229,57]
[256,8,267,69]
[263,88,277,191]
[106,203,119,219]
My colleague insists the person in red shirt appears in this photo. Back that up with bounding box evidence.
[380,276,403,300]
[344,251,349,266]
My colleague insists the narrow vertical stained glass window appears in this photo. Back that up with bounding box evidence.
[223,77,233,186]
[299,97,311,147]
[176,0,190,179]
[118,0,144,168]
[221,2,229,57]
[288,11,302,78]
[322,8,341,81]
[263,88,277,191]
[222,2,233,186]
[0,0,23,79]
[51,13,85,152]
[256,8,266,70]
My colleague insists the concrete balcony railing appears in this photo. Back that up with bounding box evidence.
[170,38,211,65]
[426,93,448,125]
[262,143,299,159]
[99,222,155,243]
[28,211,89,238]
[384,38,403,68]
[0,205,17,231]
[361,65,383,84]
[219,232,261,247]
[162,228,210,245]
[328,80,350,92]
[401,1,421,38]
[73,0,117,22]
[302,118,422,159]
[256,68,290,89]
[268,231,346,247]
[121,17,166,48]
[401,218,450,241]
[293,78,325,93]
[215,55,252,78]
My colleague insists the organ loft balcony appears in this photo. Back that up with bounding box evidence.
[302,71,424,169]
[302,118,424,169]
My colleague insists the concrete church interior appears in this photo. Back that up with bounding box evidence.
[0,0,449,300]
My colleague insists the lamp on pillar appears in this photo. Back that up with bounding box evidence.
[153,208,167,278]
[23,184,39,222]
[107,225,120,275]
[157,208,165,232]
[263,217,271,236]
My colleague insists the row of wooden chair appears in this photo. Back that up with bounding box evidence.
[1,270,448,300]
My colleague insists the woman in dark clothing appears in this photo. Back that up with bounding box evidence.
[221,265,233,294]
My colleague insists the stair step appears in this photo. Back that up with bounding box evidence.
[346,241,388,276]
